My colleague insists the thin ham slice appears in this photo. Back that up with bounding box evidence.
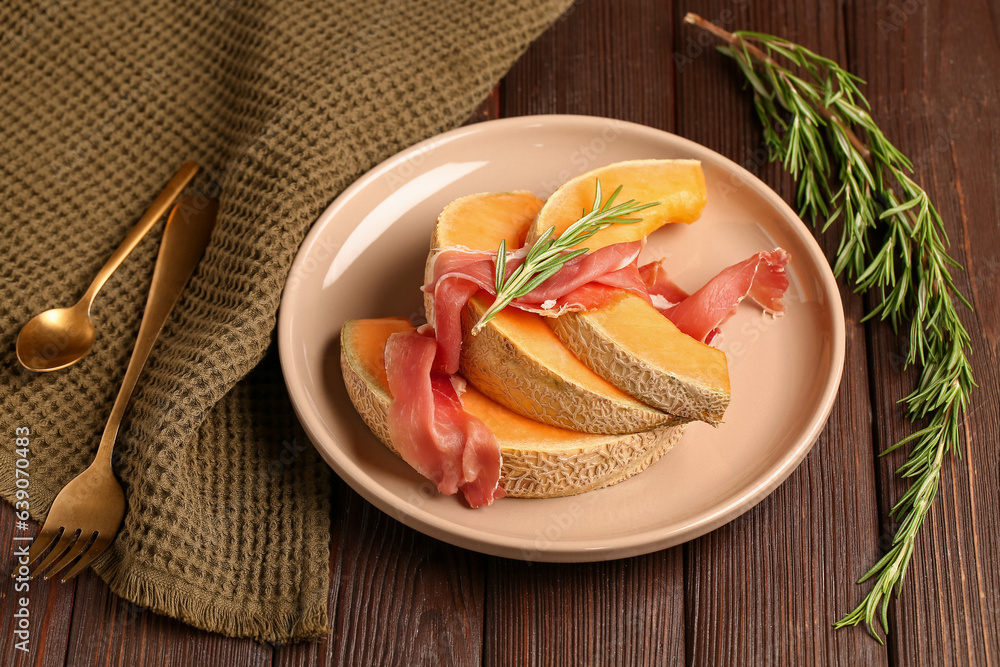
[639,260,691,308]
[641,249,790,344]
[385,330,504,508]
[386,239,789,509]
[424,241,648,373]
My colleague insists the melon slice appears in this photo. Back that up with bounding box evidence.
[527,159,708,249]
[550,293,731,423]
[460,294,676,434]
[428,192,673,435]
[424,191,541,319]
[340,318,688,499]
[531,160,730,423]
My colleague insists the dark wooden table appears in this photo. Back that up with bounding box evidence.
[3,1,998,664]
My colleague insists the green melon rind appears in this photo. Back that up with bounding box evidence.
[459,305,675,435]
[549,312,730,424]
[340,327,688,499]
[340,332,394,447]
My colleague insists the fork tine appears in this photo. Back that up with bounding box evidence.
[43,531,97,581]
[24,526,62,569]
[30,529,80,579]
[58,534,112,582]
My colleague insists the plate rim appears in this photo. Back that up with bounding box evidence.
[278,113,847,562]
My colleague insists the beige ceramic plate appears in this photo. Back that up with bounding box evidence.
[278,115,845,562]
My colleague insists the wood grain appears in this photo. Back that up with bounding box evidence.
[325,480,485,667]
[0,502,76,667]
[483,2,687,665]
[2,0,999,664]
[273,477,487,667]
[484,553,686,666]
[674,2,888,664]
[503,0,676,128]
[62,568,271,667]
[846,0,1000,664]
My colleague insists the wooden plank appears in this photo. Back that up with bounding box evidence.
[326,481,485,667]
[484,1,687,664]
[61,569,272,667]
[674,2,888,664]
[846,0,1000,663]
[502,0,676,128]
[484,554,686,666]
[0,502,76,667]
[275,463,487,667]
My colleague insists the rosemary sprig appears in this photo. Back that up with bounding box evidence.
[471,179,658,334]
[685,13,975,642]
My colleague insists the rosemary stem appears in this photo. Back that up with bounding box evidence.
[685,12,932,282]
[681,13,975,642]
[684,13,872,162]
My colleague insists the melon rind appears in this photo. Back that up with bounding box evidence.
[550,301,730,424]
[459,299,675,435]
[428,190,675,436]
[340,320,688,499]
[500,425,686,498]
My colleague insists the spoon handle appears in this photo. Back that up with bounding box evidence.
[93,197,218,467]
[81,161,200,308]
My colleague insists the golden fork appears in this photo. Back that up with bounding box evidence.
[26,196,218,582]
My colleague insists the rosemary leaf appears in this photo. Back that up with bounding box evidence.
[470,178,657,334]
[685,12,976,643]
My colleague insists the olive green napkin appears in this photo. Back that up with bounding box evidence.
[0,0,572,643]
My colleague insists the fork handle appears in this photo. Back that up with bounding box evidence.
[80,162,199,309]
[94,196,219,468]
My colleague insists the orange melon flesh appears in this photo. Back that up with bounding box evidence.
[348,317,412,388]
[340,318,687,498]
[430,191,536,251]
[549,293,731,423]
[424,191,542,322]
[528,159,707,250]
[526,159,730,423]
[430,192,673,434]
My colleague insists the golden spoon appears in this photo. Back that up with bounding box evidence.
[16,161,199,372]
[25,196,218,582]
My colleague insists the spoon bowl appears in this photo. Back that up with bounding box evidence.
[16,302,97,372]
[24,195,217,582]
[14,161,199,373]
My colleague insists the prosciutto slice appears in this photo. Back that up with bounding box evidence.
[385,239,789,508]
[641,249,790,344]
[385,329,504,508]
[424,241,648,373]
[639,260,691,307]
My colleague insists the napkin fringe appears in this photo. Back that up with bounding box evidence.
[95,558,330,644]
[0,0,574,644]
[0,468,58,523]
